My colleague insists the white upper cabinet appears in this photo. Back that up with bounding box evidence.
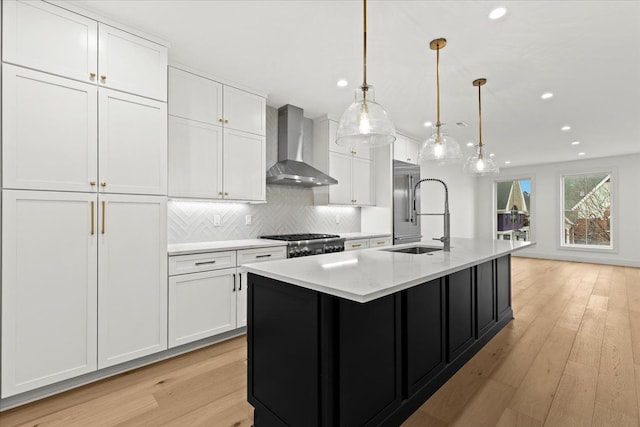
[2,0,98,84]
[2,190,98,397]
[394,133,420,164]
[168,116,223,199]
[167,67,266,201]
[223,85,266,136]
[168,67,222,126]
[98,24,168,101]
[313,116,376,206]
[223,129,266,201]
[98,194,167,369]
[2,64,97,192]
[2,2,167,101]
[98,89,167,196]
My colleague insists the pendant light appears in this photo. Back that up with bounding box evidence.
[335,0,396,148]
[418,38,462,165]
[463,78,500,175]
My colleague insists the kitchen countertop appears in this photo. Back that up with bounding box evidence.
[243,237,533,303]
[340,232,392,240]
[168,239,287,256]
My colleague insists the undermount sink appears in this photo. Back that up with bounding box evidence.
[383,246,442,255]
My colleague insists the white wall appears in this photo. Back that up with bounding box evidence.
[419,164,477,239]
[475,153,640,267]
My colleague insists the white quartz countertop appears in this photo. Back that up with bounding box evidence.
[243,238,533,303]
[168,239,287,256]
[340,232,392,240]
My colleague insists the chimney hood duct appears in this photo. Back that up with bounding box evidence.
[266,104,338,187]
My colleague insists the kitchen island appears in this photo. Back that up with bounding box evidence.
[243,238,532,427]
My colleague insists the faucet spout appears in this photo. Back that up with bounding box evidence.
[412,178,451,252]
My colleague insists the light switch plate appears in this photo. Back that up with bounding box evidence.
[246,215,252,225]
[214,215,221,226]
[335,215,340,224]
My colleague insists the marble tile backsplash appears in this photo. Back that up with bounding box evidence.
[168,185,361,243]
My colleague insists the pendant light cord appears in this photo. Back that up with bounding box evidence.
[436,46,441,128]
[478,83,483,147]
[362,0,368,97]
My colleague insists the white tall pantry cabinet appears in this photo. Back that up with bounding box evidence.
[1,0,169,398]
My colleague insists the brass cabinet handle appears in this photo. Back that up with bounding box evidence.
[219,118,223,123]
[90,181,96,186]
[100,75,107,82]
[90,201,95,235]
[195,260,216,266]
[89,72,96,79]
[101,201,106,234]
[352,244,362,248]
[101,181,106,187]
[224,192,228,196]
[218,192,223,196]
[377,241,386,245]
[224,119,229,124]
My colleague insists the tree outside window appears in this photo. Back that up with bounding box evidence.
[562,172,611,248]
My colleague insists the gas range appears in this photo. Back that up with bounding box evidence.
[260,233,346,258]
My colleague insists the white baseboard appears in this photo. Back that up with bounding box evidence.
[512,252,640,268]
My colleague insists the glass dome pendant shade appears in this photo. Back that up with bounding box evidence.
[335,0,396,148]
[463,78,500,176]
[418,38,462,165]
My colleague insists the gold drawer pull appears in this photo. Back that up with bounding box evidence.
[101,201,106,234]
[195,260,217,266]
[100,75,107,82]
[90,201,95,235]
[89,72,96,79]
[352,244,361,248]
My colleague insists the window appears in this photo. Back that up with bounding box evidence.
[495,179,532,242]
[561,171,612,249]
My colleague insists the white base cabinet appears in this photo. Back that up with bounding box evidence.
[97,195,167,369]
[1,190,98,398]
[167,246,286,348]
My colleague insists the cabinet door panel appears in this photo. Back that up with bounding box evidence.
[99,89,167,195]
[328,119,352,156]
[328,152,352,205]
[168,269,237,347]
[168,67,222,125]
[2,190,97,397]
[98,195,167,368]
[168,116,223,198]
[497,256,512,319]
[237,269,248,328]
[223,86,266,136]
[98,23,167,101]
[352,157,374,206]
[447,268,474,361]
[2,0,97,83]
[476,261,497,337]
[406,279,445,395]
[2,64,97,192]
[223,129,265,201]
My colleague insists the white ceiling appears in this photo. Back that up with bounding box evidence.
[68,0,640,169]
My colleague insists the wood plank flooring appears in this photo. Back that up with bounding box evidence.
[1,258,639,427]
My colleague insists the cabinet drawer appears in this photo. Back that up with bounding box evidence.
[237,246,287,265]
[169,251,236,275]
[345,239,370,251]
[369,237,392,248]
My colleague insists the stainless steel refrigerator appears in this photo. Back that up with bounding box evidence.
[393,160,422,244]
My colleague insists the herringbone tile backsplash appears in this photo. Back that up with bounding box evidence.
[168,185,361,243]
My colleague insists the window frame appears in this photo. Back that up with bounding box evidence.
[492,174,535,243]
[558,167,618,253]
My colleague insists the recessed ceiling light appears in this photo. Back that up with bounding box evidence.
[489,7,507,20]
[424,121,433,127]
[561,125,571,131]
[578,152,586,156]
[571,141,580,145]
[489,153,495,157]
[456,121,469,127]
[505,160,511,164]
[541,92,554,100]
[336,79,348,88]
[466,142,474,147]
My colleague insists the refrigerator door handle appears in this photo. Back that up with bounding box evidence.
[408,175,414,223]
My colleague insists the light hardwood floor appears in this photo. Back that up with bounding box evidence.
[2,258,639,427]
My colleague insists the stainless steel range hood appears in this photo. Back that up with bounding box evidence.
[266,105,338,187]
